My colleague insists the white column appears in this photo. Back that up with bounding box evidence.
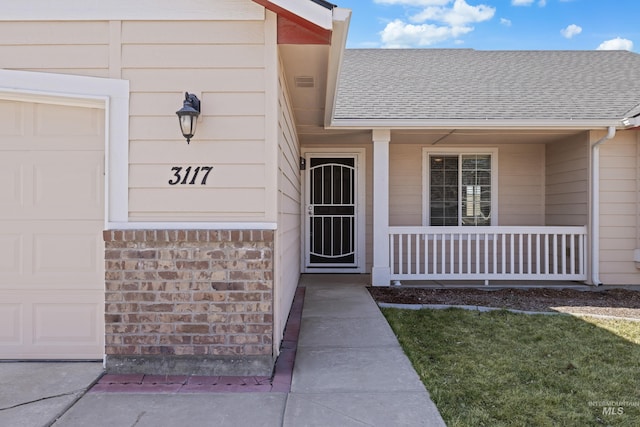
[372,129,391,286]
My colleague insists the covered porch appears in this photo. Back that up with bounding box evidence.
[368,128,600,287]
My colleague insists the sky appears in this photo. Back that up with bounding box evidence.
[335,0,639,52]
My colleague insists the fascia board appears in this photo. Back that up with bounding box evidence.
[268,0,334,30]
[327,118,624,130]
[324,8,351,128]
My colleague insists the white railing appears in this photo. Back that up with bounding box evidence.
[389,226,587,281]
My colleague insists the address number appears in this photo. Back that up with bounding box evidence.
[168,166,213,185]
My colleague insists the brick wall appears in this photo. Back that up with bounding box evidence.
[103,229,274,376]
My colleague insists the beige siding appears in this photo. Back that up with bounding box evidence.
[0,21,110,77]
[0,18,273,221]
[389,144,423,226]
[545,133,589,226]
[122,20,270,221]
[498,144,545,226]
[598,131,640,284]
[274,57,301,349]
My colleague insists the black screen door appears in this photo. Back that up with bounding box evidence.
[305,156,357,268]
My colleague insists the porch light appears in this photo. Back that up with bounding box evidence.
[176,92,201,144]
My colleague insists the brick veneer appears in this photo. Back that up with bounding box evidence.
[103,229,274,376]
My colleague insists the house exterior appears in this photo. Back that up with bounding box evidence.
[1,0,640,375]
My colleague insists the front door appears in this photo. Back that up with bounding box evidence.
[304,154,363,271]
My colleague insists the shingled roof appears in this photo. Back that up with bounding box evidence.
[332,49,640,124]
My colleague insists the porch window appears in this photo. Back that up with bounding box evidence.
[427,153,494,226]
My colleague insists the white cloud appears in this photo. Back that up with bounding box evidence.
[500,18,512,27]
[597,37,634,51]
[410,0,495,26]
[511,0,546,5]
[379,0,495,48]
[380,19,474,47]
[560,24,582,39]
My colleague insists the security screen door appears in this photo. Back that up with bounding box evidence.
[305,156,358,270]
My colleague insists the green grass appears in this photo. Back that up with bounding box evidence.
[381,308,640,426]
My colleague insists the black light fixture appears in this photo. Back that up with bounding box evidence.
[176,92,201,144]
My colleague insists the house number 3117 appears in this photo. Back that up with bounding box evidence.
[168,166,213,185]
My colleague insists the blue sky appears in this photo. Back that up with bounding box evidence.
[335,0,638,51]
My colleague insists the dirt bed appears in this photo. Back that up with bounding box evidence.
[368,287,640,319]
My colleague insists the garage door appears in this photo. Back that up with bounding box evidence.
[0,100,104,359]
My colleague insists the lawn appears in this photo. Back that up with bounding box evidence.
[381,308,640,426]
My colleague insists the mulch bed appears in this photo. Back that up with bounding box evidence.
[368,287,640,319]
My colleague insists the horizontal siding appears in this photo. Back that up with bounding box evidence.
[128,188,265,217]
[389,144,423,226]
[129,116,265,141]
[545,133,589,226]
[0,21,109,74]
[499,144,545,226]
[122,45,265,68]
[129,92,265,117]
[0,21,110,44]
[121,21,264,44]
[598,131,640,285]
[122,69,265,92]
[129,140,266,164]
[123,20,268,220]
[275,64,301,352]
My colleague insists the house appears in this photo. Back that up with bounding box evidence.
[1,0,639,376]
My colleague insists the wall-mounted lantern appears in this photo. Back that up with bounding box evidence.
[176,92,201,144]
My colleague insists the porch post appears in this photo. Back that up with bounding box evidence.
[372,129,391,286]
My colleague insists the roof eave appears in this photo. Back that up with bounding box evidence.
[323,8,351,127]
[253,0,333,30]
[326,118,625,130]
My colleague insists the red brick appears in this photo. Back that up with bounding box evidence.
[123,336,158,345]
[159,335,192,345]
[105,250,121,260]
[229,335,260,345]
[140,324,173,334]
[105,345,139,355]
[192,292,226,302]
[175,324,209,334]
[123,313,157,323]
[214,324,246,334]
[227,292,262,302]
[106,324,138,334]
[229,271,264,281]
[193,335,225,345]
[123,292,156,302]
[156,313,191,323]
[246,324,272,334]
[142,303,173,312]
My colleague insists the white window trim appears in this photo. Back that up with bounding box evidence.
[422,147,499,226]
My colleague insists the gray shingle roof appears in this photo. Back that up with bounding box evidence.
[333,49,640,122]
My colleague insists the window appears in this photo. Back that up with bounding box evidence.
[425,151,496,226]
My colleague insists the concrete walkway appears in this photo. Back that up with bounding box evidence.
[2,275,445,427]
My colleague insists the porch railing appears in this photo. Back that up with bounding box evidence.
[389,226,587,281]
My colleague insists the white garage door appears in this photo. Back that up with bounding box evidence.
[0,100,105,359]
